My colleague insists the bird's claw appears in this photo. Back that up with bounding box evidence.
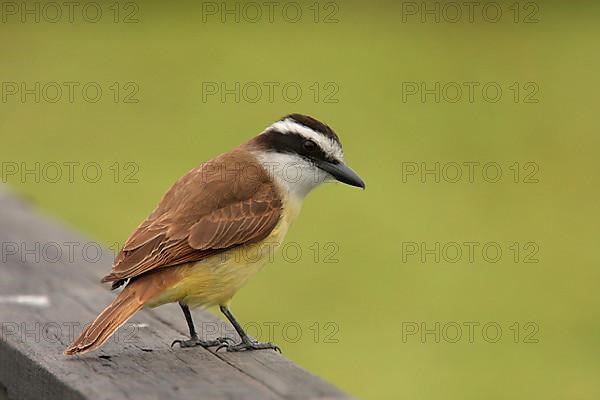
[171,336,234,348]
[216,340,281,353]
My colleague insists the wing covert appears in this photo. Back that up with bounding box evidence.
[101,150,282,285]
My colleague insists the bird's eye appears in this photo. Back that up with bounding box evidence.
[303,140,317,152]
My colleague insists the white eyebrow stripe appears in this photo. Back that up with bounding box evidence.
[267,119,344,160]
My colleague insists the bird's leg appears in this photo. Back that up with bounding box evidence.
[216,305,281,353]
[171,302,234,348]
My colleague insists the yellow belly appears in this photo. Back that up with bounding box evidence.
[146,196,301,309]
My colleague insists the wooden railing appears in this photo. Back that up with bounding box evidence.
[0,186,351,400]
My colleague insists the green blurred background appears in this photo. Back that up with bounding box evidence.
[1,1,599,398]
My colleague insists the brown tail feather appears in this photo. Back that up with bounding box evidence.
[64,284,145,355]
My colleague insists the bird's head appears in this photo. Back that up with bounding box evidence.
[249,113,365,198]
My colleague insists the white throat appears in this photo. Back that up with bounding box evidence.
[252,151,329,201]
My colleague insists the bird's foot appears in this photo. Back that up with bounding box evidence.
[216,339,281,353]
[171,336,234,349]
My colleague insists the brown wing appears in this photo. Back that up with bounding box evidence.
[101,149,282,285]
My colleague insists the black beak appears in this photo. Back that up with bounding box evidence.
[316,159,365,189]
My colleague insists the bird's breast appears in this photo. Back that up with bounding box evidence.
[147,197,302,309]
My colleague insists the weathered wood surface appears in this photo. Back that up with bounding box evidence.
[0,186,351,400]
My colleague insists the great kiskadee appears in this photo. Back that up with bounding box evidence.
[65,114,365,355]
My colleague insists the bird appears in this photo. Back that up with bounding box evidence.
[65,113,365,355]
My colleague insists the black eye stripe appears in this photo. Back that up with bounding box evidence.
[260,130,330,161]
